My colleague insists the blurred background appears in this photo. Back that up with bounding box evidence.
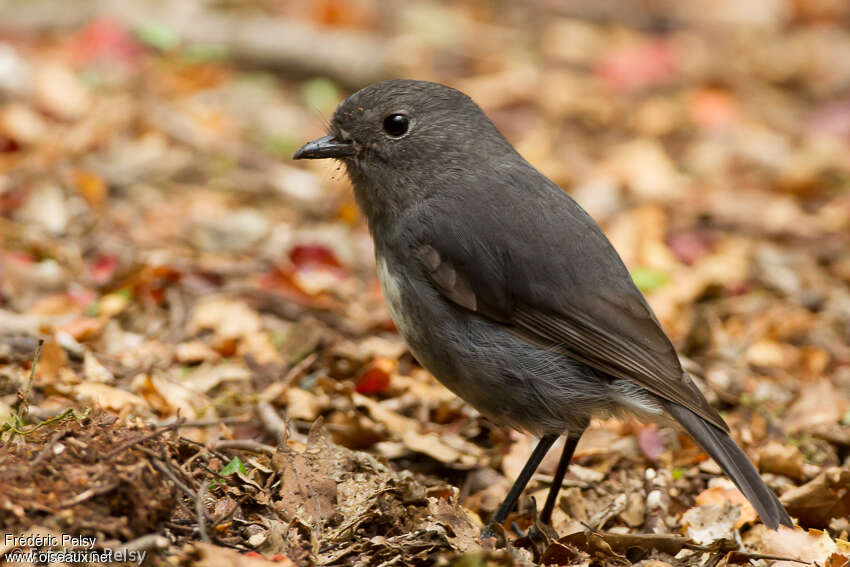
[1,1,850,565]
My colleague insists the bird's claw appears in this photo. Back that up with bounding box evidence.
[480,522,506,546]
[511,521,527,538]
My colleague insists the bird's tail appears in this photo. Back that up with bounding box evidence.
[663,401,793,529]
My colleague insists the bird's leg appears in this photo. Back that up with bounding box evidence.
[539,430,584,525]
[482,434,558,540]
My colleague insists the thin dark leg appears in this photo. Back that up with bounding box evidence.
[539,430,584,525]
[491,434,558,526]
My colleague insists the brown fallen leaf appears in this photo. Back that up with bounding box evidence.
[758,440,805,481]
[0,102,46,145]
[402,430,478,467]
[34,338,67,384]
[694,479,758,528]
[239,331,284,365]
[810,423,850,447]
[187,296,263,345]
[74,382,146,413]
[748,526,850,567]
[560,529,689,557]
[539,539,590,566]
[274,448,339,525]
[784,379,848,433]
[32,62,92,120]
[188,542,295,567]
[427,495,481,552]
[352,391,420,434]
[83,350,113,383]
[285,387,322,421]
[681,502,739,545]
[175,340,221,364]
[780,466,850,528]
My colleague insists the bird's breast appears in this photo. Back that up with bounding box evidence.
[376,255,418,344]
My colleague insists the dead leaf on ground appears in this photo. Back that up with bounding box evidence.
[780,466,850,528]
[747,526,850,567]
[681,501,739,545]
[184,542,296,567]
[694,479,759,528]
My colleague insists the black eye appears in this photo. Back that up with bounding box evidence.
[382,114,409,137]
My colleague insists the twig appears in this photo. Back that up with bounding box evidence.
[151,458,197,500]
[179,436,231,462]
[160,416,251,428]
[1,407,90,445]
[152,455,216,526]
[106,534,169,554]
[729,551,809,565]
[160,446,204,501]
[30,429,67,469]
[210,496,242,528]
[209,439,276,455]
[164,522,195,533]
[104,418,186,459]
[196,478,211,544]
[0,0,394,87]
[58,482,119,508]
[576,523,808,564]
[196,462,232,482]
[259,352,318,403]
[16,338,44,420]
[257,401,290,441]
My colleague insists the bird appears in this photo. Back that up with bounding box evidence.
[293,79,793,534]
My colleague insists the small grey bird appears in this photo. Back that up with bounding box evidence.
[294,79,792,532]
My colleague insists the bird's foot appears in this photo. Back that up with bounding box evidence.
[480,521,508,548]
[511,521,527,538]
[524,522,555,544]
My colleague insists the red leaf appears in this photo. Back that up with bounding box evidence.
[689,88,739,131]
[289,244,342,270]
[70,17,142,66]
[68,288,98,308]
[88,254,119,285]
[667,231,715,265]
[0,136,20,153]
[805,97,850,138]
[637,424,667,461]
[4,251,35,265]
[355,357,394,394]
[595,39,676,93]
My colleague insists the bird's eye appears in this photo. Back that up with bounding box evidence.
[382,114,409,137]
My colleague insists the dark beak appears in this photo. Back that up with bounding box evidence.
[293,134,356,160]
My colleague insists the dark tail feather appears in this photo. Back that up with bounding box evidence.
[663,401,793,529]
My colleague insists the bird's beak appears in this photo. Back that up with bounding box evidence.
[293,134,356,160]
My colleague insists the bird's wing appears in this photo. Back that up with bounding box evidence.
[416,173,727,432]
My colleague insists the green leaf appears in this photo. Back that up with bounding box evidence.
[630,266,670,292]
[671,467,685,481]
[135,21,180,51]
[182,43,229,63]
[451,553,487,567]
[265,133,300,158]
[220,456,248,476]
[116,288,134,300]
[85,301,101,317]
[300,77,342,116]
